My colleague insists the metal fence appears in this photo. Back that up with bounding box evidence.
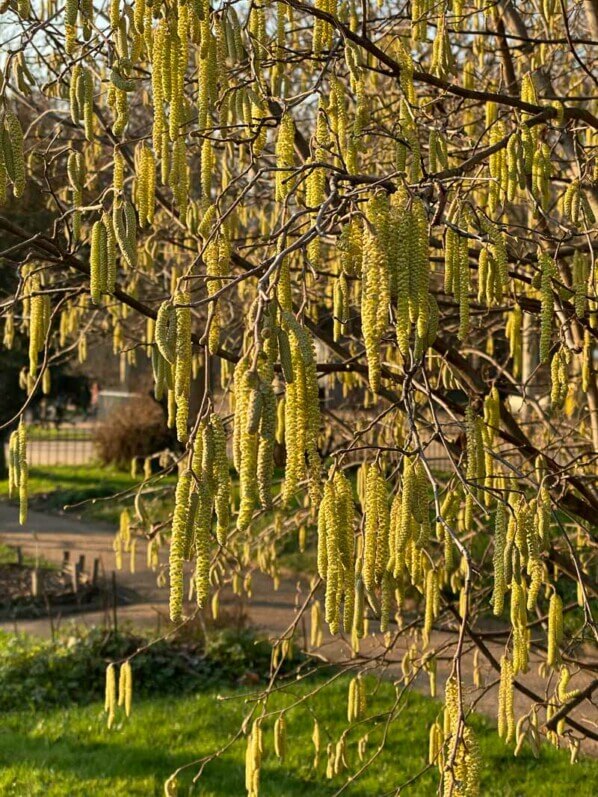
[9,422,98,467]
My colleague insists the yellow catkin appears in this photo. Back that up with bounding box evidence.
[310,599,323,648]
[194,477,213,609]
[211,413,231,545]
[245,719,262,797]
[8,421,28,525]
[169,470,192,622]
[312,719,321,768]
[361,196,390,393]
[90,220,107,304]
[274,713,286,761]
[4,112,26,198]
[104,663,117,729]
[539,253,555,364]
[275,112,295,202]
[424,568,440,645]
[557,666,580,703]
[281,312,321,505]
[547,591,563,667]
[429,720,444,765]
[498,655,515,743]
[118,660,133,717]
[174,290,191,442]
[362,463,389,594]
[492,504,507,616]
[318,469,355,634]
[235,363,259,530]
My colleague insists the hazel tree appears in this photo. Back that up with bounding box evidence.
[1,0,597,792]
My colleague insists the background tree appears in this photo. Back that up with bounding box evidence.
[0,0,597,793]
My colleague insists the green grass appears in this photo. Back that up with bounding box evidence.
[0,465,175,525]
[26,427,92,441]
[0,677,595,796]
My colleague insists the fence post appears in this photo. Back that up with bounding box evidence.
[112,571,118,633]
[71,560,79,593]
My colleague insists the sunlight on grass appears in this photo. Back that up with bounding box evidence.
[0,678,595,796]
[0,465,175,525]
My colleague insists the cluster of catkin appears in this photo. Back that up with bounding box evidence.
[439,677,481,796]
[154,293,192,443]
[315,454,440,642]
[168,413,230,622]
[360,189,434,392]
[22,265,51,380]
[104,660,133,729]
[317,469,356,635]
[8,420,28,525]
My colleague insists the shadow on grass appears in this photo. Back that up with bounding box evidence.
[0,726,337,796]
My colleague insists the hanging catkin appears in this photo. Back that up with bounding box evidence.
[118,660,133,717]
[104,663,117,729]
[539,253,555,364]
[363,463,390,593]
[90,220,108,304]
[174,290,191,443]
[8,420,28,525]
[281,312,321,505]
[2,112,26,198]
[211,413,231,545]
[547,591,563,667]
[361,195,391,393]
[317,468,355,634]
[275,112,295,202]
[169,469,192,622]
[498,656,515,743]
[491,504,507,616]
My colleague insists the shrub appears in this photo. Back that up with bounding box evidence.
[93,398,172,467]
[0,624,301,712]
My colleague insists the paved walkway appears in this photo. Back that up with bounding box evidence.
[0,502,596,754]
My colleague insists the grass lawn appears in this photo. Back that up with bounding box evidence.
[0,465,175,525]
[26,428,92,441]
[0,677,595,797]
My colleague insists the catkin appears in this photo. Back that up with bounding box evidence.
[118,660,133,717]
[90,220,108,304]
[424,568,440,645]
[211,414,231,545]
[169,470,192,622]
[281,312,321,505]
[539,253,555,364]
[3,112,26,198]
[318,469,356,634]
[245,719,262,797]
[498,656,515,743]
[547,591,563,667]
[104,663,117,729]
[275,112,295,202]
[492,504,507,616]
[174,291,191,442]
[8,420,28,525]
[347,675,367,723]
[363,463,389,593]
[361,196,391,392]
[274,713,286,761]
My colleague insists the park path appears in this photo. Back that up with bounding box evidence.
[0,502,596,754]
